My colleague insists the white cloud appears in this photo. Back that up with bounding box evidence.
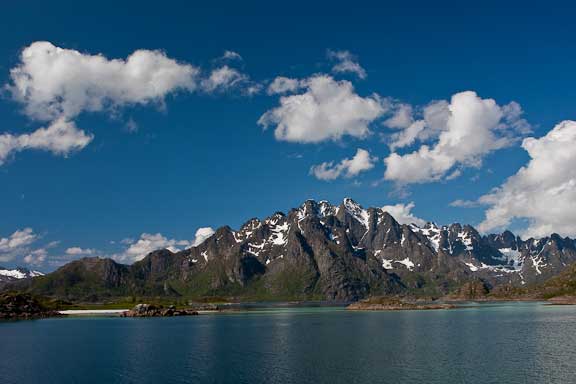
[0,228,37,254]
[2,41,200,166]
[23,249,47,266]
[259,75,387,143]
[114,227,215,263]
[2,42,258,166]
[383,91,529,184]
[201,65,248,92]
[310,148,377,180]
[327,50,367,79]
[222,50,243,61]
[381,202,427,226]
[0,119,92,165]
[478,120,576,238]
[7,41,200,121]
[449,199,480,208]
[384,103,415,129]
[267,77,303,95]
[65,247,96,256]
[192,227,215,246]
[0,228,50,263]
[116,233,192,263]
[2,227,216,267]
[385,100,450,150]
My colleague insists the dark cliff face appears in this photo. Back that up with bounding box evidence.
[10,198,576,302]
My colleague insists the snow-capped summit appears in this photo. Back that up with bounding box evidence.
[339,197,369,228]
[0,267,44,283]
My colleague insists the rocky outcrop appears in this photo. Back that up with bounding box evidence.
[547,296,576,305]
[0,293,62,320]
[347,297,455,311]
[120,304,199,317]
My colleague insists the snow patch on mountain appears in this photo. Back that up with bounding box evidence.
[0,267,43,279]
[497,248,523,270]
[382,259,393,269]
[269,222,289,246]
[412,223,441,251]
[342,198,369,228]
[396,257,415,271]
[458,231,474,251]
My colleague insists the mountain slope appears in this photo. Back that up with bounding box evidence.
[9,198,576,302]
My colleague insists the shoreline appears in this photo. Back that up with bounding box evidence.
[59,309,129,315]
[3,300,572,321]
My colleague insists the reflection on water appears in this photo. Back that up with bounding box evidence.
[1,303,576,384]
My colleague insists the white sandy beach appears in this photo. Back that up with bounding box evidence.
[59,309,129,315]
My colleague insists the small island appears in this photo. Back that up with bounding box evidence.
[347,297,455,311]
[120,303,199,317]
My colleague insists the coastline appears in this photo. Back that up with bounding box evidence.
[59,309,129,316]
[4,296,573,320]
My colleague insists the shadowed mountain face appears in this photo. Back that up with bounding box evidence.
[9,199,576,302]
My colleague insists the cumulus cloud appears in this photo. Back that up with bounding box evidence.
[65,247,96,256]
[384,103,415,129]
[259,75,387,143]
[115,233,192,263]
[327,50,367,79]
[2,42,257,165]
[0,228,53,265]
[7,41,199,121]
[200,65,248,92]
[381,202,427,226]
[310,148,377,180]
[385,100,450,150]
[0,228,37,259]
[114,227,215,263]
[383,91,530,184]
[267,76,304,95]
[2,226,216,267]
[478,120,576,238]
[192,227,215,246]
[23,249,47,266]
[0,119,92,165]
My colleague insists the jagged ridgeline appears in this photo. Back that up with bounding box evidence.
[8,198,576,302]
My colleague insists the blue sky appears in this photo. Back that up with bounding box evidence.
[1,0,576,270]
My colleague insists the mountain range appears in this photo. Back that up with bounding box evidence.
[0,267,43,285]
[6,198,576,302]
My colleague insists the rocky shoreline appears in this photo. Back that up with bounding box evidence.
[0,293,63,320]
[120,304,199,317]
[347,297,456,311]
[546,296,576,305]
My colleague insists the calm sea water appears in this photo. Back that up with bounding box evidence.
[1,302,576,384]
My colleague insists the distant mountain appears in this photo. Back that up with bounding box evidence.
[0,267,43,281]
[7,198,576,302]
[0,267,44,286]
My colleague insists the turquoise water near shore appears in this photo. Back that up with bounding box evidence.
[1,302,576,383]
